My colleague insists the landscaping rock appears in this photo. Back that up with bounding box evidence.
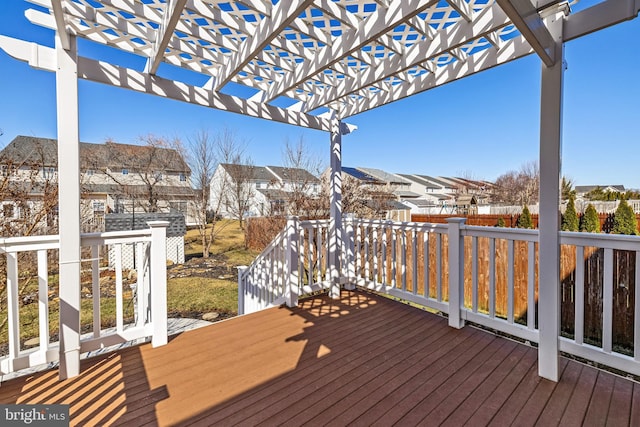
[202,312,219,321]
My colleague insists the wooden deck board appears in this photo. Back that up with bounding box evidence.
[0,289,637,426]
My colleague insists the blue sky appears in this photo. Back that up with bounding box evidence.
[1,1,639,188]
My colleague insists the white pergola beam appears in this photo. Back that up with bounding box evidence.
[306,2,510,111]
[448,0,473,22]
[77,57,332,132]
[564,0,640,41]
[214,0,314,91]
[265,0,438,102]
[342,34,533,117]
[50,0,70,50]
[145,0,188,75]
[0,35,333,132]
[495,0,556,67]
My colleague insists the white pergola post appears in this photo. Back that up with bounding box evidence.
[56,35,82,380]
[329,117,343,299]
[537,16,565,382]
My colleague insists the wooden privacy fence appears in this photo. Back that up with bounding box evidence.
[412,212,640,234]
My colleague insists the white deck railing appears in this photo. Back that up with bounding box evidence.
[238,218,333,314]
[0,222,168,375]
[239,217,640,377]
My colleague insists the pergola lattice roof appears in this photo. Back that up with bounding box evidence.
[10,0,633,132]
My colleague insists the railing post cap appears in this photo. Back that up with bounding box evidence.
[147,220,170,228]
[446,217,467,224]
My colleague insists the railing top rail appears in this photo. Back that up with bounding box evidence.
[0,234,60,253]
[462,225,539,242]
[560,230,640,251]
[0,228,158,253]
[300,219,331,228]
[81,229,152,240]
[351,218,448,232]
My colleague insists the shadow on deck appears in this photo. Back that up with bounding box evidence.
[0,290,638,426]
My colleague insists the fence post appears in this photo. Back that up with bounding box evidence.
[344,215,356,290]
[446,218,466,329]
[237,266,248,315]
[148,221,169,347]
[286,216,299,308]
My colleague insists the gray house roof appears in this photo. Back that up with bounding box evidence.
[105,212,186,237]
[416,175,454,189]
[398,174,441,189]
[2,136,191,173]
[357,167,409,186]
[341,167,383,184]
[267,166,319,183]
[220,164,275,182]
[575,185,626,194]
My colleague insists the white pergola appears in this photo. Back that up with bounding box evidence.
[1,0,638,381]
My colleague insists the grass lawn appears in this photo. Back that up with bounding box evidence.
[0,220,260,351]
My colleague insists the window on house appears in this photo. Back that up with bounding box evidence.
[1,165,7,177]
[93,201,105,212]
[3,204,14,218]
[86,169,95,176]
[42,167,56,179]
[179,173,186,182]
[19,203,30,220]
[154,171,163,181]
[122,168,129,175]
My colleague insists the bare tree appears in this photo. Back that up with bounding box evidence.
[0,137,59,236]
[280,136,325,218]
[493,160,540,206]
[223,157,255,230]
[208,129,254,230]
[101,135,190,213]
[320,173,394,220]
[187,129,239,258]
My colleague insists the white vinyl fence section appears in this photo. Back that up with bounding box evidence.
[0,222,168,375]
[240,217,640,377]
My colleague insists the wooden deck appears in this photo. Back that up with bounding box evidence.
[0,290,638,426]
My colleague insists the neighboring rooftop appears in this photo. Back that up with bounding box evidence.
[1,136,190,173]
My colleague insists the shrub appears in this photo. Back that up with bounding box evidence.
[580,204,600,233]
[561,195,579,231]
[612,199,637,235]
[496,217,506,227]
[517,205,533,229]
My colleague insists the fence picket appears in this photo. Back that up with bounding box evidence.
[507,240,514,323]
[489,238,496,318]
[575,246,585,344]
[528,241,535,330]
[472,236,478,312]
[603,248,613,353]
[37,250,49,352]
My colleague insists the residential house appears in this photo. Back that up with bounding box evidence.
[210,163,321,218]
[0,136,195,234]
[575,185,626,200]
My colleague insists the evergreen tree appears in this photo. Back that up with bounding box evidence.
[580,204,600,233]
[561,195,579,231]
[517,205,533,229]
[612,198,638,235]
[496,217,506,227]
[561,176,575,201]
